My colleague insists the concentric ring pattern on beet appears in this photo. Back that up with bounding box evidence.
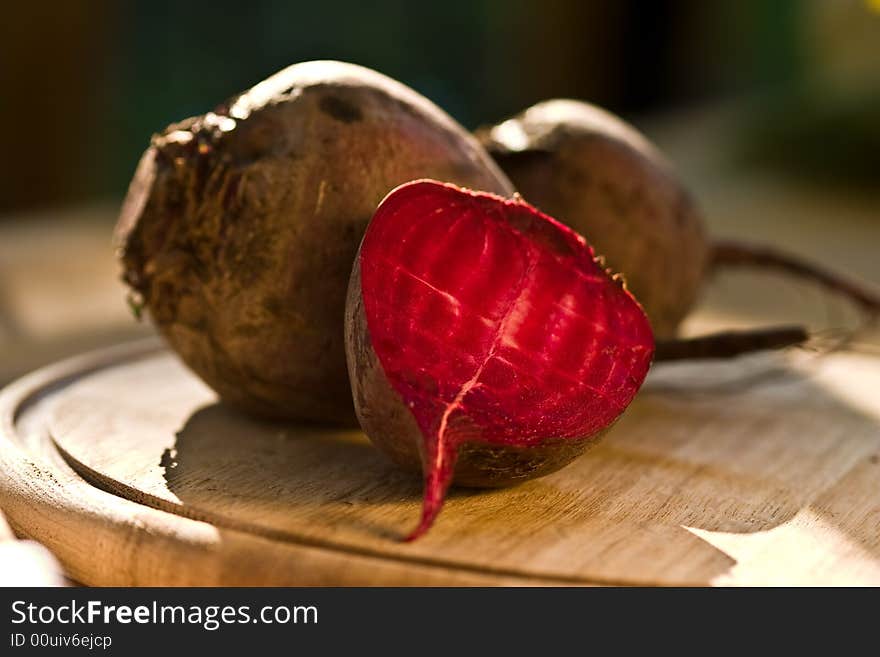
[346,179,655,539]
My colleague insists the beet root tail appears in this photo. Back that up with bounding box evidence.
[403,441,458,542]
[711,240,880,315]
[654,326,809,362]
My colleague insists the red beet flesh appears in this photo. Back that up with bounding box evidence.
[347,180,655,539]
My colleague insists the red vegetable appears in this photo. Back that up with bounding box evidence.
[345,180,654,540]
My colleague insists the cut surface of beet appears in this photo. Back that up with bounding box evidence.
[356,180,654,539]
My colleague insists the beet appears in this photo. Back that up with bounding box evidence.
[115,61,513,423]
[345,180,654,540]
[478,99,880,337]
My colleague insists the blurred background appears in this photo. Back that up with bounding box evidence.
[1,0,879,382]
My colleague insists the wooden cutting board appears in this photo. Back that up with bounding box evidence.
[1,337,878,586]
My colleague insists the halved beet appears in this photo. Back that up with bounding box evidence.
[345,180,654,540]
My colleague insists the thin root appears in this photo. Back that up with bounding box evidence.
[711,240,880,315]
[654,326,808,362]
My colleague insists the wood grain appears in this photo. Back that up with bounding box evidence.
[2,337,878,586]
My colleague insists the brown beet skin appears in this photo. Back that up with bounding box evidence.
[116,61,513,423]
[478,99,709,338]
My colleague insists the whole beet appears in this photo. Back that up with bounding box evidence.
[116,61,513,423]
[478,99,709,337]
